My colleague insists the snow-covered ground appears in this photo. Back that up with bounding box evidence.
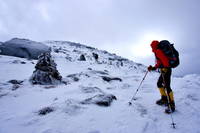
[0,41,200,133]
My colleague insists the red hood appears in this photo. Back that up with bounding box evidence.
[150,40,159,52]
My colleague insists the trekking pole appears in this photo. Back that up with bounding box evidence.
[161,72,176,129]
[128,71,148,105]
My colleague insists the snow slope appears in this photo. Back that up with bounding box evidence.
[0,40,200,133]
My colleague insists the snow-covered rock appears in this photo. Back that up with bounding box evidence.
[0,38,51,59]
[8,80,24,85]
[101,76,122,82]
[81,93,117,106]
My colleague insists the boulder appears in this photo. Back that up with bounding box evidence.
[79,54,86,61]
[92,53,99,60]
[0,38,51,59]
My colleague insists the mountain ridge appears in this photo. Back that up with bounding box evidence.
[0,38,199,133]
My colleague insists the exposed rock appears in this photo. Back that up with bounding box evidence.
[104,70,109,73]
[65,55,72,62]
[67,74,80,82]
[101,76,122,82]
[79,54,86,61]
[92,53,99,61]
[53,47,62,53]
[8,80,24,85]
[21,61,26,64]
[66,72,90,82]
[38,107,54,116]
[44,85,56,89]
[61,80,69,85]
[0,38,51,59]
[53,97,58,101]
[81,94,117,107]
[73,77,79,82]
[30,53,62,85]
[87,68,92,70]
[12,60,26,64]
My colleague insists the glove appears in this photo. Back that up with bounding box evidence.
[148,65,156,71]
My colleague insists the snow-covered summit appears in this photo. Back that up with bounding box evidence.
[44,40,145,71]
[0,38,50,59]
[0,38,200,133]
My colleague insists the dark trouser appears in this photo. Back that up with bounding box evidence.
[157,68,172,94]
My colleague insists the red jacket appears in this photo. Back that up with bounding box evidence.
[151,41,170,68]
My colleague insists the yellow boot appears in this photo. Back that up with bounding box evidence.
[168,91,175,109]
[159,87,167,97]
[168,91,175,102]
[165,91,175,113]
[156,88,168,105]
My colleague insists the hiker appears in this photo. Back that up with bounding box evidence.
[148,40,176,113]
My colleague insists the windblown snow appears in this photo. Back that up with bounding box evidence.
[0,39,200,133]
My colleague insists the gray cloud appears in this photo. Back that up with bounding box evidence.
[0,0,200,76]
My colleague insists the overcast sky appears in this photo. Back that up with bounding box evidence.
[0,0,200,76]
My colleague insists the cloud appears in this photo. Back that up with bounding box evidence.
[0,0,200,76]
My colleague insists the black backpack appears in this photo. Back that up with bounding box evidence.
[158,40,180,68]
